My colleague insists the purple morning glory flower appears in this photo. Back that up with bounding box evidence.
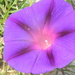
[4,0,75,74]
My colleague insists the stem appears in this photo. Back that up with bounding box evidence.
[31,73,34,75]
[31,73,40,75]
[61,68,65,75]
[29,0,33,6]
[71,0,75,10]
[64,67,69,70]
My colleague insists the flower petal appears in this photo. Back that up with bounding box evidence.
[4,19,32,42]
[51,0,73,24]
[52,32,75,68]
[31,51,56,74]
[8,0,53,31]
[4,41,39,73]
[50,0,75,36]
[52,11,75,34]
[4,0,75,74]
[4,41,55,74]
[4,41,33,61]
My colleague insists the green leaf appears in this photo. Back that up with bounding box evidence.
[66,65,75,68]
[0,4,5,13]
[13,0,18,5]
[19,72,22,75]
[63,69,75,73]
[0,0,3,2]
[20,0,27,9]
[55,69,59,75]
[29,0,33,6]
[66,0,71,2]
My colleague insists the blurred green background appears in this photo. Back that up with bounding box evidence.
[0,0,75,75]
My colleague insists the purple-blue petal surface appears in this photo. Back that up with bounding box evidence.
[52,32,75,68]
[4,0,75,74]
[31,50,56,74]
[4,19,32,42]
